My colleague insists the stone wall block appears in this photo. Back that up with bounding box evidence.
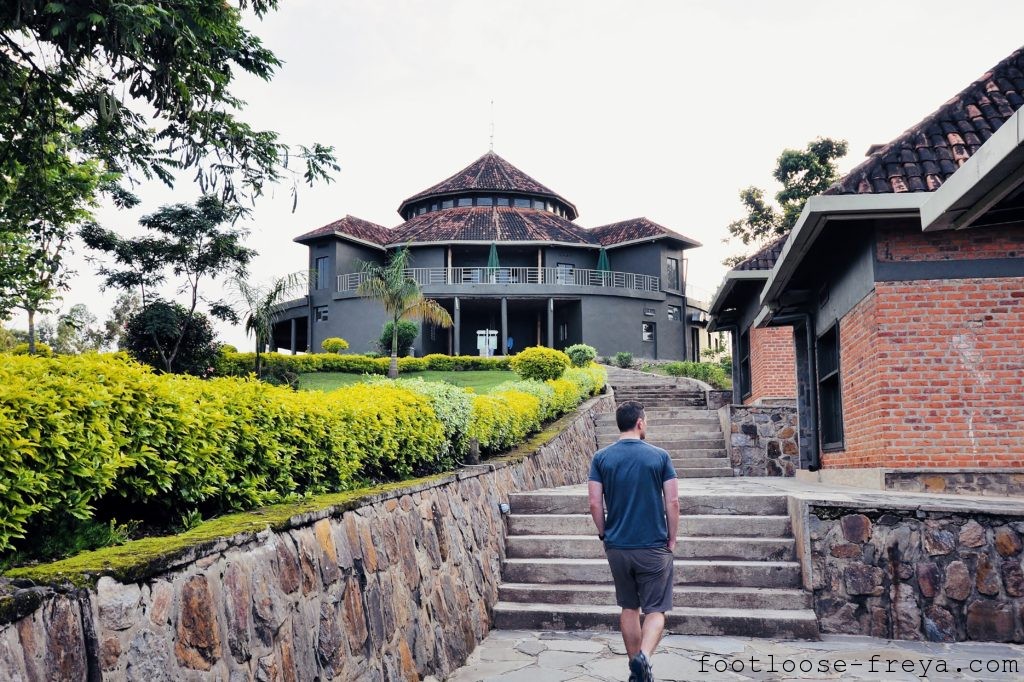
[222,560,253,663]
[974,553,1002,596]
[313,518,342,585]
[944,561,972,601]
[844,562,885,596]
[174,574,222,671]
[966,600,1015,642]
[890,583,922,640]
[125,628,173,682]
[97,577,143,632]
[841,514,872,543]
[1001,559,1024,597]
[916,562,940,598]
[995,526,1022,557]
[923,606,956,642]
[922,522,956,556]
[959,520,987,547]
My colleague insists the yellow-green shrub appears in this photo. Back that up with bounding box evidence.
[491,380,557,421]
[321,337,350,353]
[468,390,542,453]
[0,354,446,552]
[510,346,571,381]
[10,342,53,356]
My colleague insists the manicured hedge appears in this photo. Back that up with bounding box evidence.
[0,353,445,552]
[216,351,510,377]
[509,346,571,381]
[662,361,732,389]
[470,363,607,454]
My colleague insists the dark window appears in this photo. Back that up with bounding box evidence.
[738,330,751,400]
[496,197,510,207]
[431,202,439,211]
[457,197,472,207]
[667,305,681,321]
[442,199,454,209]
[817,324,844,450]
[642,321,655,342]
[533,199,546,210]
[315,306,329,322]
[666,257,680,290]
[476,196,493,206]
[643,307,656,317]
[417,206,426,215]
[513,197,531,208]
[558,322,568,342]
[314,256,329,290]
[690,328,700,362]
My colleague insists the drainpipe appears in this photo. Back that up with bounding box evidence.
[769,312,820,471]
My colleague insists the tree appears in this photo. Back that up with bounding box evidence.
[102,293,141,350]
[0,1,339,222]
[0,128,104,352]
[82,195,256,372]
[226,272,308,377]
[723,137,848,266]
[53,303,103,354]
[357,248,453,379]
[122,301,218,375]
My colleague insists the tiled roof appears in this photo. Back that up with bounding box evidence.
[389,207,593,245]
[827,46,1024,195]
[294,215,391,246]
[590,217,702,248]
[734,235,787,271]
[399,151,577,217]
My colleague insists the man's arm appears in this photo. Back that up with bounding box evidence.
[663,478,679,550]
[588,481,605,538]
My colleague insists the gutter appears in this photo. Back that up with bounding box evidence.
[759,193,927,310]
[707,270,769,321]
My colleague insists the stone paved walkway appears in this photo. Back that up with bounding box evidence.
[445,630,1024,681]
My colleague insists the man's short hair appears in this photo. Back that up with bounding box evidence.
[616,400,646,432]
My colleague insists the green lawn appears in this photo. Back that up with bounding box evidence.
[298,370,517,393]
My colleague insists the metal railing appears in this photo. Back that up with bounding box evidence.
[338,266,661,293]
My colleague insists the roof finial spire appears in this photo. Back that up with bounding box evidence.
[489,99,495,152]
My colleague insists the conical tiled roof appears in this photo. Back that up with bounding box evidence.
[390,206,591,245]
[398,151,578,219]
[827,46,1024,195]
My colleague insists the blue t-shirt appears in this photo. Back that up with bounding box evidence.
[588,439,677,549]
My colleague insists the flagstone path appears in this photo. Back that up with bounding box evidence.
[445,630,1024,681]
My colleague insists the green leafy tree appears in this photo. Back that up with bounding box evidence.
[0,130,104,352]
[357,248,453,379]
[723,137,848,266]
[226,272,308,377]
[102,292,140,349]
[53,303,103,354]
[122,301,218,375]
[82,195,256,372]
[0,1,339,220]
[377,321,418,358]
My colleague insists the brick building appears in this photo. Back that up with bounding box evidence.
[708,237,797,405]
[711,46,1024,486]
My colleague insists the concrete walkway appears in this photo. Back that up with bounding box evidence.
[447,630,1024,681]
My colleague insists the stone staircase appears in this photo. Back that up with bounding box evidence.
[492,487,819,639]
[595,409,732,478]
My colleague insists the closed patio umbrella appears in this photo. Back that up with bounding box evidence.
[597,247,611,286]
[487,242,501,282]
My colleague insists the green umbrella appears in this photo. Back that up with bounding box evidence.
[487,242,500,281]
[597,248,611,272]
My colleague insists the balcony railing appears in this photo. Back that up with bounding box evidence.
[338,266,661,293]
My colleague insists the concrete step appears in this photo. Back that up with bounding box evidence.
[502,558,802,588]
[668,449,728,459]
[676,468,734,478]
[506,535,795,561]
[597,438,726,450]
[509,514,791,536]
[670,457,731,468]
[498,583,813,610]
[508,493,787,516]
[595,411,715,423]
[492,603,819,639]
[680,515,792,536]
[595,427,723,438]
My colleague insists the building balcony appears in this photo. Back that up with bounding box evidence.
[336,266,663,296]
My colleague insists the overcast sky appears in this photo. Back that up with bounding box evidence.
[21,0,1024,349]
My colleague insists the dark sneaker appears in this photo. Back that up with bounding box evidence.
[629,651,654,682]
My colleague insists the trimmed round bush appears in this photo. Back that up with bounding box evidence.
[510,346,571,381]
[10,342,53,356]
[613,351,633,368]
[564,343,597,368]
[321,337,350,353]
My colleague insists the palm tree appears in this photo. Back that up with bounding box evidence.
[227,272,309,377]
[357,247,452,378]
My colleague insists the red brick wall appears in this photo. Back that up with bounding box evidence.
[823,278,1024,469]
[745,326,797,405]
[876,223,1021,261]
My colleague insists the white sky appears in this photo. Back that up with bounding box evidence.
[19,0,1024,349]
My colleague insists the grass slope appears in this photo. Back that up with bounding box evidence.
[298,370,516,393]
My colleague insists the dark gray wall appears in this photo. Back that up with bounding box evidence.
[314,297,390,354]
[408,245,445,268]
[606,242,661,280]
[544,246,598,270]
[579,296,685,360]
[812,231,875,336]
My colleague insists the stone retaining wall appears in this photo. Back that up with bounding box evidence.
[884,469,1024,498]
[719,404,799,476]
[808,506,1024,642]
[0,394,613,681]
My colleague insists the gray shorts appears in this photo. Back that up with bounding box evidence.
[605,545,675,613]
